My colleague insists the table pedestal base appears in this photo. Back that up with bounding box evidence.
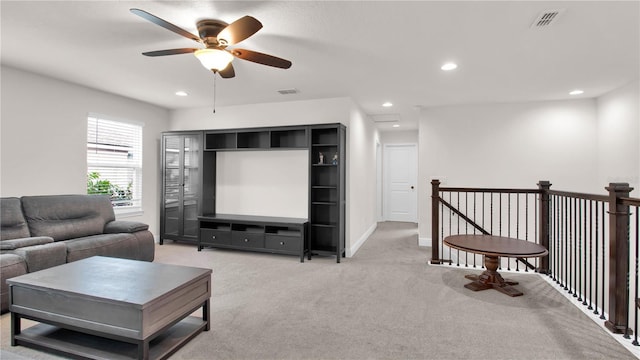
[463,255,523,297]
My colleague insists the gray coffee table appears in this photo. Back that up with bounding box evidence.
[9,256,212,360]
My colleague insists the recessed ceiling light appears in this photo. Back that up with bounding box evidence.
[569,89,584,95]
[392,124,400,128]
[175,91,188,96]
[382,102,393,107]
[441,62,458,71]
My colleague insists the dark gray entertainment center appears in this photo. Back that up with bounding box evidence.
[160,123,346,263]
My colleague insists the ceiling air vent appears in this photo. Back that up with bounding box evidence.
[277,88,299,95]
[531,9,565,28]
[371,114,401,123]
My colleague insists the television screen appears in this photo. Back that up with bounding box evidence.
[215,150,309,218]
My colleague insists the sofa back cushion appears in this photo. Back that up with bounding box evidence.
[0,197,30,240]
[21,194,116,241]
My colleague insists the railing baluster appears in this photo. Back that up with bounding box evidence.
[473,192,477,268]
[576,198,580,298]
[589,200,594,310]
[516,193,520,272]
[584,199,589,303]
[490,193,494,236]
[482,192,485,231]
[507,193,512,271]
[464,192,468,267]
[440,195,445,263]
[578,198,583,302]
[551,195,556,280]
[554,195,559,281]
[633,208,639,346]
[601,201,607,320]
[565,196,569,291]
[499,193,502,237]
[456,192,460,235]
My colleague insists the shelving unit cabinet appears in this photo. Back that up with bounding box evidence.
[309,124,346,262]
[162,123,346,263]
[161,131,204,245]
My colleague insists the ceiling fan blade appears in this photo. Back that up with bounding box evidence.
[230,49,292,69]
[218,16,263,45]
[130,8,201,43]
[142,48,198,57]
[216,63,236,78]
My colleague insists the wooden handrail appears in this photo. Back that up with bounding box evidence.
[439,187,540,194]
[548,189,609,202]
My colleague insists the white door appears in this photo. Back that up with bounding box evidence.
[383,144,417,222]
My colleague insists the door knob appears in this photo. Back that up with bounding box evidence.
[410,186,415,190]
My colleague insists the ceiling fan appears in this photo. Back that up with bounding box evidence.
[130,8,292,78]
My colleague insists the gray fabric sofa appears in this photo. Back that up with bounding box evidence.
[0,194,155,312]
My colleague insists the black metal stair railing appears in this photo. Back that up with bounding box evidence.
[547,191,609,322]
[430,179,640,347]
[431,183,542,272]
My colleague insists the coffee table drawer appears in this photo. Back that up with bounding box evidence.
[231,232,264,248]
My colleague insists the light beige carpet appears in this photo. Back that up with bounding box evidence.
[0,222,636,359]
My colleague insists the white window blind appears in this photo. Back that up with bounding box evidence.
[87,114,143,213]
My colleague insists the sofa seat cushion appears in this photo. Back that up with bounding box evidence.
[0,236,53,250]
[21,195,115,240]
[64,233,140,262]
[0,197,30,240]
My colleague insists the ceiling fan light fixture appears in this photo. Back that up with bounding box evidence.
[194,49,233,71]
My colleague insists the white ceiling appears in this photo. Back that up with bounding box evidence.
[1,1,638,131]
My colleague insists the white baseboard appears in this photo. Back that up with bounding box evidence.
[347,222,378,257]
[418,237,431,247]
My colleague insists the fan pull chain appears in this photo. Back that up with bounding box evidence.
[212,73,217,114]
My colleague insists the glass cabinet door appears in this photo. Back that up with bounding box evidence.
[182,135,200,238]
[163,136,181,236]
[162,133,202,242]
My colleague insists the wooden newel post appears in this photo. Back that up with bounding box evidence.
[431,179,441,264]
[605,182,633,334]
[537,180,551,274]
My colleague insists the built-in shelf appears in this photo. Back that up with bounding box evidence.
[309,125,345,263]
[206,132,236,150]
[237,131,269,149]
[271,129,307,148]
[162,123,344,263]
[204,126,308,151]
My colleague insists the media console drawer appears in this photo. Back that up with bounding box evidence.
[198,214,308,262]
[231,231,265,248]
[200,229,231,245]
[265,235,301,252]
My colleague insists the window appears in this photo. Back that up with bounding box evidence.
[87,114,143,214]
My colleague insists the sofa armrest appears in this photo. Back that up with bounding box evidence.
[0,236,54,250]
[9,242,67,273]
[104,220,149,234]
